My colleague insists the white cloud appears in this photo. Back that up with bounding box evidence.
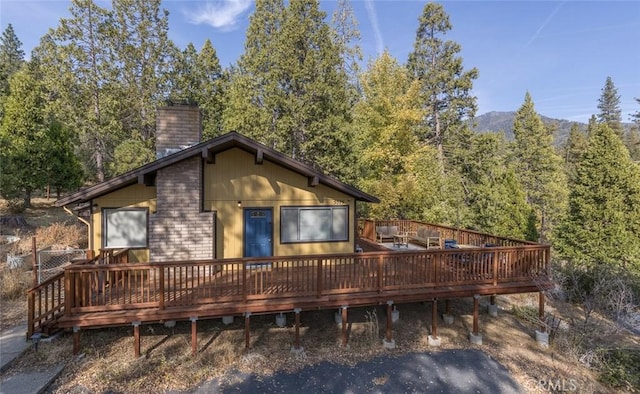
[184,0,252,31]
[526,2,564,47]
[364,0,384,55]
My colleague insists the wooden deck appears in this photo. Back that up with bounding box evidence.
[29,243,551,336]
[26,220,553,355]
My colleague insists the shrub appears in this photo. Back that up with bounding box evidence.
[599,348,640,391]
[0,266,31,300]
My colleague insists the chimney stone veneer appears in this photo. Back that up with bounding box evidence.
[149,105,213,261]
[156,105,202,159]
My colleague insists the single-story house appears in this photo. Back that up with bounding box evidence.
[56,105,379,262]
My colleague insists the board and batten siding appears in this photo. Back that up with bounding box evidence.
[92,184,157,262]
[203,148,356,259]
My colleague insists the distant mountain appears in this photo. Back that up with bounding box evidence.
[471,111,579,145]
[471,111,634,146]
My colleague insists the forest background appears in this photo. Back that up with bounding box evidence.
[1,0,640,292]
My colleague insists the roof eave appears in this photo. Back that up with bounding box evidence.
[55,132,380,206]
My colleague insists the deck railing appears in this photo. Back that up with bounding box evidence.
[359,219,538,247]
[26,248,130,337]
[27,224,550,335]
[58,245,549,317]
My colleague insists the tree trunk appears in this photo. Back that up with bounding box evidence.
[23,189,32,209]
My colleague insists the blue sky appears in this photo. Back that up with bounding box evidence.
[1,1,639,123]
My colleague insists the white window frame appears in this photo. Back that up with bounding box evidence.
[281,206,349,243]
[102,208,149,249]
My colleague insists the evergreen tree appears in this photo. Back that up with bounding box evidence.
[562,123,588,182]
[407,2,478,172]
[625,126,640,162]
[46,121,84,197]
[46,0,118,182]
[511,92,568,242]
[111,0,175,143]
[167,39,225,140]
[631,97,640,125]
[630,98,640,161]
[331,0,362,94]
[196,39,225,139]
[462,133,536,240]
[168,42,200,103]
[224,0,353,179]
[109,133,155,175]
[0,24,25,117]
[597,76,623,136]
[223,0,286,146]
[556,123,640,272]
[0,65,49,207]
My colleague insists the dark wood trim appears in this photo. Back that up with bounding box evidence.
[255,149,263,164]
[137,173,155,186]
[202,147,215,164]
[56,132,379,207]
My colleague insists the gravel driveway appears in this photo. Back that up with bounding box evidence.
[191,349,522,393]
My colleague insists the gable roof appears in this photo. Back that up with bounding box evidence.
[56,132,379,207]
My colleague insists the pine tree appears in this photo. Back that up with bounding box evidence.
[597,76,623,136]
[631,97,640,125]
[331,0,362,95]
[46,121,84,198]
[0,65,49,207]
[511,92,568,242]
[196,39,225,139]
[111,0,175,143]
[168,42,200,103]
[45,0,117,182]
[223,0,285,146]
[407,2,478,172]
[224,0,353,179]
[562,123,588,182]
[462,133,536,240]
[0,24,25,117]
[625,127,640,162]
[556,123,640,272]
[167,39,225,140]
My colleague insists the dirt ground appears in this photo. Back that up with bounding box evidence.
[1,199,638,393]
[1,294,636,393]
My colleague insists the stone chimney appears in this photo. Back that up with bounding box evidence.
[155,104,202,159]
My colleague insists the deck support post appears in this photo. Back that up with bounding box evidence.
[429,298,441,347]
[383,301,396,349]
[443,299,454,324]
[538,291,545,332]
[244,312,251,349]
[133,321,141,358]
[341,306,348,348]
[488,294,498,317]
[190,317,198,356]
[72,326,81,355]
[385,301,393,341]
[291,308,304,353]
[469,295,482,345]
[472,296,479,334]
[535,292,549,347]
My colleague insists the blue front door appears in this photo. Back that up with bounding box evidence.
[244,208,273,258]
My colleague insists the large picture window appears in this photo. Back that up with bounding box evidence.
[281,206,348,243]
[103,208,148,248]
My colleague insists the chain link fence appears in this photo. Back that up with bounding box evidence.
[38,249,86,284]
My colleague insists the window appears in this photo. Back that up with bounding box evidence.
[103,208,148,248]
[281,206,348,243]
